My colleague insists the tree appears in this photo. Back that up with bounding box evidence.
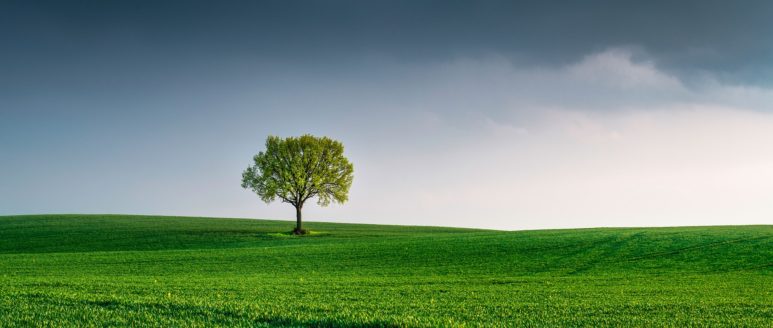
[241,135,354,234]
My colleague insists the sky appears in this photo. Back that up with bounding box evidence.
[2,0,773,230]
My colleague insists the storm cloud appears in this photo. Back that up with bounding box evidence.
[2,1,773,229]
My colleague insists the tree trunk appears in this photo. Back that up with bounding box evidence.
[295,205,302,233]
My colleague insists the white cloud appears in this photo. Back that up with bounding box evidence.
[295,48,773,229]
[567,48,684,90]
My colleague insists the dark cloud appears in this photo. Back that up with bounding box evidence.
[2,0,773,82]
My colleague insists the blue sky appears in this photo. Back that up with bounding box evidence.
[2,1,773,229]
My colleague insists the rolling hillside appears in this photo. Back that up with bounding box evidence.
[0,215,770,326]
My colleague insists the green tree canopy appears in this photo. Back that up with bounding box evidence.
[241,135,354,234]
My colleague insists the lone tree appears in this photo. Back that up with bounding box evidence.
[241,135,354,234]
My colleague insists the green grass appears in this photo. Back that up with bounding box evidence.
[0,215,771,327]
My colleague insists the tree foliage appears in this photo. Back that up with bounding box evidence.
[241,135,354,232]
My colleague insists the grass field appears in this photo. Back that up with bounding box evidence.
[0,214,770,327]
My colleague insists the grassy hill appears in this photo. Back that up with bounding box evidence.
[0,215,770,327]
